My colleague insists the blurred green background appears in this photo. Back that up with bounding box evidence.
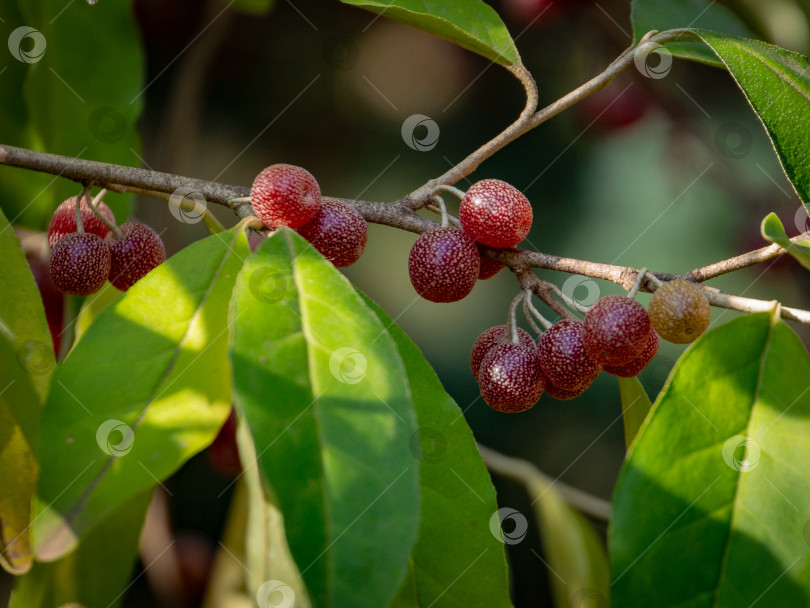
[4,0,810,605]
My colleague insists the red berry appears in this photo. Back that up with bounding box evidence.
[604,329,659,378]
[250,164,321,229]
[478,342,545,413]
[408,227,479,303]
[470,325,535,382]
[537,319,602,393]
[296,199,367,267]
[48,196,116,248]
[544,382,586,401]
[105,221,166,291]
[477,244,506,280]
[50,233,111,296]
[459,179,532,248]
[583,295,651,366]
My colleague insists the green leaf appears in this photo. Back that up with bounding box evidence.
[618,376,653,449]
[10,490,150,608]
[33,228,249,561]
[0,332,41,574]
[338,0,521,68]
[16,0,145,222]
[230,229,420,608]
[232,0,276,15]
[361,295,513,608]
[73,282,124,345]
[610,311,810,606]
[691,30,810,209]
[631,0,751,65]
[761,213,810,271]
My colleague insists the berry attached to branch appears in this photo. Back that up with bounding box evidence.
[537,319,602,393]
[48,195,116,248]
[470,325,535,382]
[459,179,532,248]
[477,244,506,280]
[296,199,368,267]
[106,221,166,291]
[478,342,545,413]
[250,164,321,229]
[408,227,480,303]
[50,233,111,296]
[583,295,651,366]
[648,279,711,344]
[603,329,659,377]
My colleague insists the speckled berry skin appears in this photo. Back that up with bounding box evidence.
[296,199,367,267]
[478,342,545,413]
[649,280,711,344]
[583,295,651,366]
[544,382,586,401]
[50,233,111,296]
[477,244,505,280]
[538,319,602,392]
[470,325,535,381]
[408,227,479,303]
[48,196,116,248]
[250,164,321,229]
[105,222,166,291]
[459,179,532,248]
[604,329,659,378]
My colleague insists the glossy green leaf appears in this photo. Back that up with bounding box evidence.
[0,4,51,229]
[631,0,750,65]
[33,228,249,561]
[691,30,810,209]
[339,0,521,68]
[10,490,150,608]
[617,376,653,449]
[73,282,124,345]
[611,311,810,606]
[16,0,144,222]
[0,332,41,574]
[230,229,420,608]
[232,0,275,15]
[761,213,810,271]
[0,207,54,399]
[362,295,512,608]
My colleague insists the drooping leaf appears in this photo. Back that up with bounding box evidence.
[362,295,513,608]
[10,490,150,608]
[617,376,653,449]
[761,212,810,271]
[33,228,249,561]
[338,0,521,68]
[631,0,751,65]
[230,229,420,608]
[16,0,145,222]
[611,311,810,606]
[0,332,41,574]
[691,30,810,209]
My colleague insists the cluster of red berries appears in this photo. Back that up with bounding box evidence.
[250,164,368,267]
[472,281,711,413]
[409,179,532,302]
[48,195,166,296]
